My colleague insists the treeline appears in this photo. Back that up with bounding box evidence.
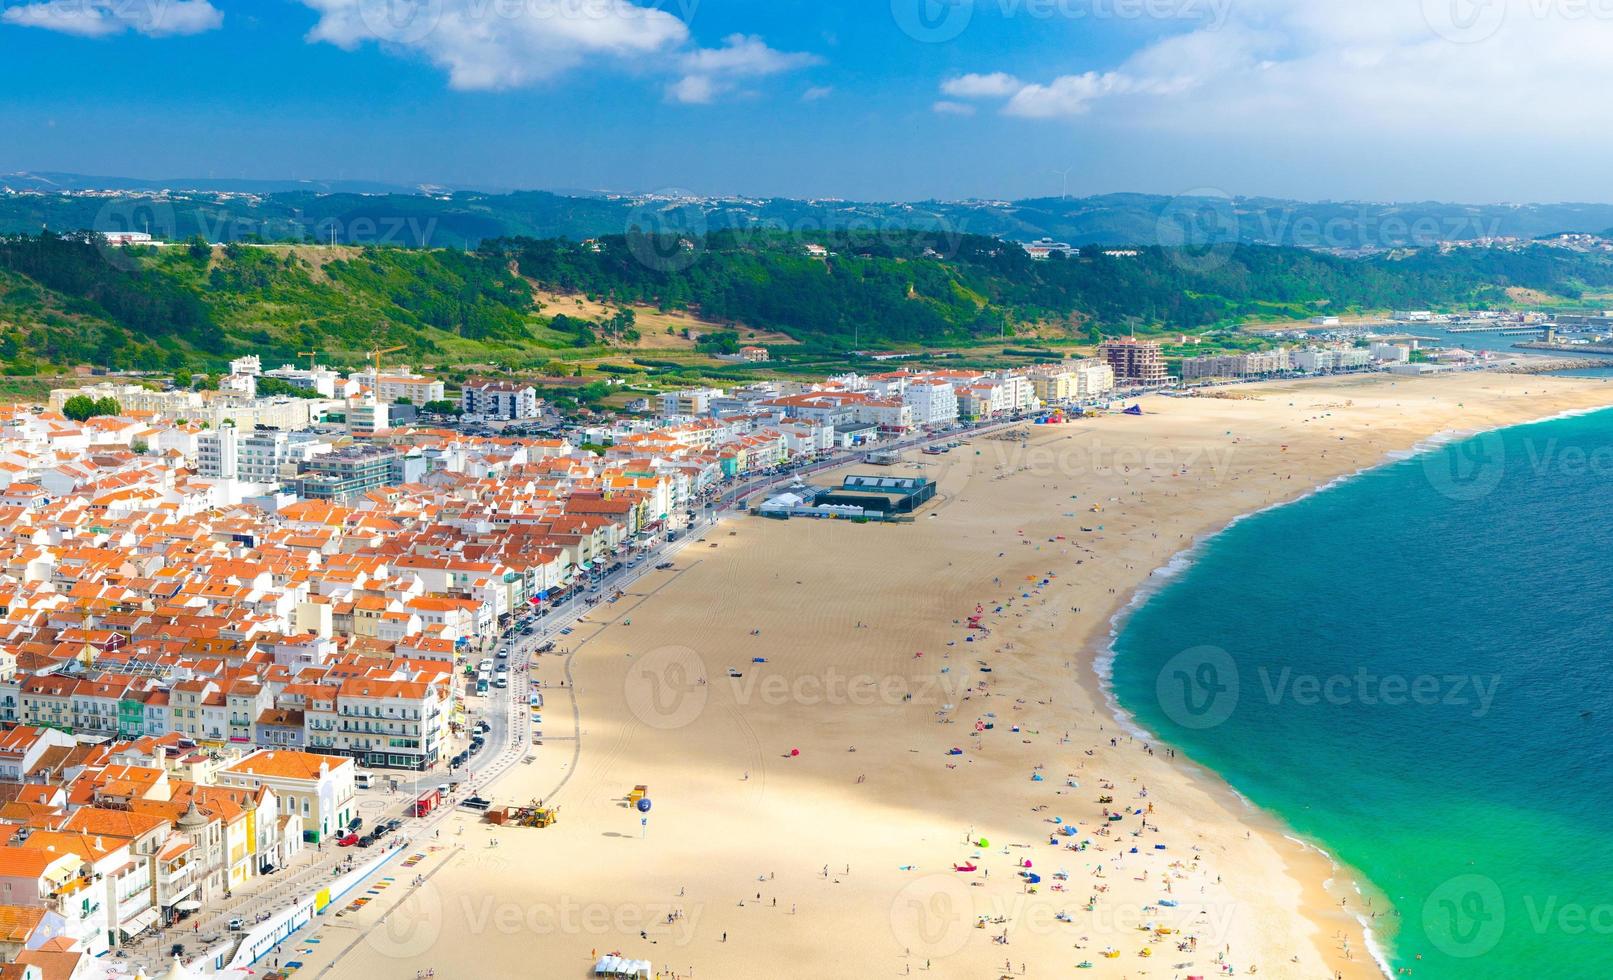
[0,234,544,372]
[484,231,1613,346]
[0,232,223,355]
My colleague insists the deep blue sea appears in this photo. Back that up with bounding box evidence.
[1109,407,1613,977]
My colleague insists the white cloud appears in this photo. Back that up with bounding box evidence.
[667,74,719,105]
[1004,71,1192,118]
[940,72,1022,98]
[801,85,834,102]
[669,33,821,105]
[938,0,1613,144]
[297,5,816,102]
[932,100,976,116]
[3,0,222,37]
[299,0,690,90]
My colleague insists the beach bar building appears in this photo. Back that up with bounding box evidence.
[814,474,936,515]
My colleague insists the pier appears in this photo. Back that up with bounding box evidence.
[1444,323,1549,334]
[1515,341,1613,355]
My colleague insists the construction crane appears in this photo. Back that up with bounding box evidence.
[297,349,320,371]
[367,345,405,379]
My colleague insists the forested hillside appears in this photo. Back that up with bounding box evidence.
[0,227,1609,375]
[489,231,1613,345]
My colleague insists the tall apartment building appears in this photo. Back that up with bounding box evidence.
[901,378,960,427]
[658,388,724,417]
[1098,337,1171,386]
[196,426,238,480]
[461,381,541,419]
[1029,360,1116,404]
[289,445,408,502]
[263,363,344,398]
[352,369,444,405]
[1180,348,1293,381]
[237,430,294,485]
[346,401,389,438]
[1293,348,1373,373]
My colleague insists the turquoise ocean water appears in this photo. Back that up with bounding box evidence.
[1108,407,1613,977]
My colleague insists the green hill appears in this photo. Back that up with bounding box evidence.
[0,229,1610,376]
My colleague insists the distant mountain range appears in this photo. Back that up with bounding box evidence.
[5,173,1613,250]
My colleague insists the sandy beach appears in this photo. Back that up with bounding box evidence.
[292,370,1613,980]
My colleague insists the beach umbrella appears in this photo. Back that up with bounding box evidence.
[161,958,192,980]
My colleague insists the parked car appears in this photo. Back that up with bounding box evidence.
[347,816,363,833]
[228,918,244,932]
[336,833,359,847]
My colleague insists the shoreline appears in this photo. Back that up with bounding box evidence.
[291,370,1613,980]
[1084,390,1613,979]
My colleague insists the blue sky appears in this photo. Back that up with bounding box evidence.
[3,0,1611,202]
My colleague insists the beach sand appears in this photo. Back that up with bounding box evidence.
[302,371,1613,980]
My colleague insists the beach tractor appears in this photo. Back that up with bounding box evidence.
[513,801,558,828]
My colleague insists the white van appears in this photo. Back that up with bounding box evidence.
[355,771,374,790]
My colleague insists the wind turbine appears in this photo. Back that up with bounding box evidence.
[1050,167,1074,200]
